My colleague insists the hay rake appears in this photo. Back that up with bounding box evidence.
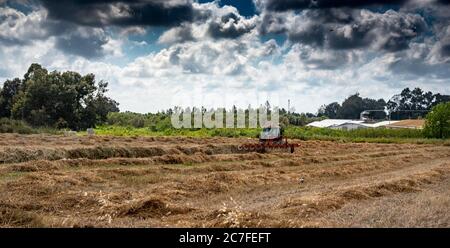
[238,126,299,153]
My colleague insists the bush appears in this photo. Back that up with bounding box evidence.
[107,112,172,130]
[284,126,424,140]
[0,118,35,134]
[424,102,450,139]
[347,127,423,139]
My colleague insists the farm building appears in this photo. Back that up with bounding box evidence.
[306,119,358,128]
[330,122,368,130]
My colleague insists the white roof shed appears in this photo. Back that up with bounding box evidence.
[307,119,358,128]
[307,119,399,129]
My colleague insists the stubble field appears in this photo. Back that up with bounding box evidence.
[0,133,449,227]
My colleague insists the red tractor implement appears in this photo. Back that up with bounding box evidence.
[238,126,299,153]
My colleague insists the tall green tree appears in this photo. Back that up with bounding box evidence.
[337,94,364,119]
[0,78,22,118]
[387,87,447,120]
[320,102,341,119]
[80,81,120,128]
[433,93,450,107]
[362,98,387,119]
[423,102,450,139]
[318,93,386,120]
[5,64,119,130]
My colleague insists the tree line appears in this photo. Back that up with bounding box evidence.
[318,88,449,120]
[106,89,449,130]
[0,64,119,130]
[1,64,448,131]
[106,102,324,130]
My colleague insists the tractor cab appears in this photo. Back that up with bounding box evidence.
[259,126,283,143]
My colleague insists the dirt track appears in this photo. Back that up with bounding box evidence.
[0,134,449,227]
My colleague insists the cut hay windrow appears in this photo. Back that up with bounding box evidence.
[0,144,242,164]
[0,203,45,227]
[0,135,450,227]
[115,197,194,219]
[4,152,279,173]
[280,166,450,219]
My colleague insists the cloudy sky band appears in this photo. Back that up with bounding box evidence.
[0,0,449,113]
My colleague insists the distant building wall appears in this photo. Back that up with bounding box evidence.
[330,123,368,130]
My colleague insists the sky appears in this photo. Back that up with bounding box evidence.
[0,0,449,113]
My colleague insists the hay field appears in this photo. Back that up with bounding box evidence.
[0,133,449,227]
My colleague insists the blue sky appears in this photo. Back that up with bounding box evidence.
[0,0,449,113]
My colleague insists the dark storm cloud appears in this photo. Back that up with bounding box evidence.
[258,12,288,34]
[288,22,325,46]
[0,5,112,58]
[337,11,425,51]
[158,5,258,43]
[388,57,450,79]
[55,28,109,58]
[260,8,355,37]
[261,0,408,11]
[434,28,450,60]
[207,12,256,39]
[1,0,448,75]
[40,0,258,43]
[40,0,198,27]
[0,36,28,46]
[304,8,356,23]
[286,9,427,52]
[36,0,201,58]
[49,22,113,59]
[441,43,450,57]
[437,0,450,4]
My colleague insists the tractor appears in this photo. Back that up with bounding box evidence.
[239,125,299,153]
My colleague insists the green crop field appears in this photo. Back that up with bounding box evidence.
[89,125,448,145]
